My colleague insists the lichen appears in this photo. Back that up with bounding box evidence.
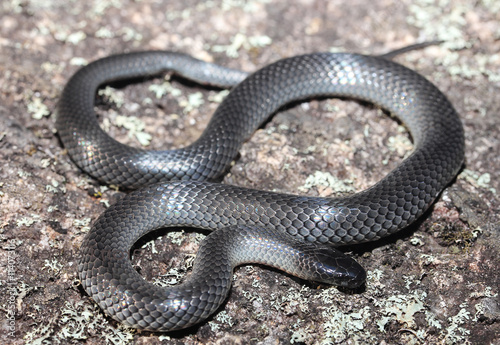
[16,214,41,227]
[23,300,135,345]
[444,303,471,344]
[73,217,92,233]
[98,86,125,108]
[179,92,205,114]
[27,94,51,120]
[43,258,63,273]
[320,305,374,344]
[212,33,272,58]
[114,115,152,147]
[298,171,356,195]
[459,169,496,194]
[375,291,426,330]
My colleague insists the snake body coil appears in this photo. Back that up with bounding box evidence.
[56,51,464,331]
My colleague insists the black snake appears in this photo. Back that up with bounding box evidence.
[56,49,464,331]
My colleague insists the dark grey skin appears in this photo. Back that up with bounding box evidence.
[56,49,464,331]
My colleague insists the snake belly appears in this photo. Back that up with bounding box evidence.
[56,51,464,331]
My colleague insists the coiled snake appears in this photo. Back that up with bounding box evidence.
[56,49,464,331]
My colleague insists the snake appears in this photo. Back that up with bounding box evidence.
[56,48,464,332]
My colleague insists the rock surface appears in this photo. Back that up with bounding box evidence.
[0,0,498,344]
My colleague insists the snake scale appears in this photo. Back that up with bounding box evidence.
[56,48,464,331]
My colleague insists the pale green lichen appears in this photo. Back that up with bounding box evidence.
[99,199,110,208]
[378,291,426,329]
[23,300,135,344]
[73,217,92,233]
[41,61,62,74]
[212,33,272,58]
[28,95,51,120]
[47,205,58,213]
[153,267,186,287]
[386,133,413,157]
[16,214,41,227]
[165,7,192,21]
[251,277,261,289]
[100,185,110,194]
[158,334,172,342]
[220,0,271,12]
[208,310,235,331]
[420,253,438,266]
[75,176,94,190]
[299,171,356,194]
[114,115,152,146]
[270,286,310,314]
[179,92,205,113]
[24,322,53,345]
[328,46,347,54]
[119,27,143,42]
[482,0,500,12]
[98,86,125,108]
[53,27,87,45]
[215,310,234,327]
[95,27,115,39]
[208,89,230,103]
[69,57,88,66]
[459,169,496,194]
[46,179,66,194]
[164,229,205,246]
[469,285,498,299]
[407,0,470,50]
[90,0,122,16]
[290,320,310,344]
[409,233,425,246]
[144,238,161,255]
[65,31,87,45]
[43,258,63,273]
[425,310,443,329]
[437,51,500,82]
[40,158,52,168]
[149,81,182,99]
[469,285,498,324]
[149,80,206,114]
[240,287,264,304]
[45,184,58,194]
[17,170,32,178]
[165,0,271,20]
[148,231,201,287]
[407,0,500,82]
[320,305,374,344]
[367,269,386,289]
[444,303,471,344]
[472,301,486,323]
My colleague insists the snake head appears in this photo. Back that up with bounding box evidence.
[308,246,367,289]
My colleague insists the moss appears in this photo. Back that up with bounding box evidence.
[430,222,477,252]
